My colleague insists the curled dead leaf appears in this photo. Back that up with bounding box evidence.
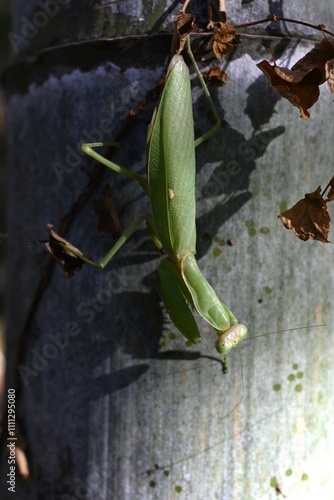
[325,58,334,92]
[45,224,86,277]
[257,60,321,119]
[278,187,331,243]
[172,12,196,55]
[203,66,228,85]
[211,24,237,59]
[257,38,334,118]
[291,38,334,78]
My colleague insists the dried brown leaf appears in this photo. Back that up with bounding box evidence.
[93,185,122,238]
[274,66,316,83]
[292,38,334,79]
[172,12,196,55]
[325,58,334,92]
[278,187,331,243]
[45,224,86,277]
[203,66,228,85]
[257,38,334,118]
[212,24,237,59]
[257,60,320,119]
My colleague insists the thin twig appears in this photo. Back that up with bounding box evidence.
[234,15,334,38]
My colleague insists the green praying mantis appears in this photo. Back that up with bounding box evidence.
[56,33,247,355]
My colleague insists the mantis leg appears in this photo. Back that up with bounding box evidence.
[185,37,221,147]
[81,142,148,193]
[158,259,201,344]
[180,253,247,353]
[181,253,239,332]
[57,214,149,268]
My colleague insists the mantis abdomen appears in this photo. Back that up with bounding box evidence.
[148,55,196,261]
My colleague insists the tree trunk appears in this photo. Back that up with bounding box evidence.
[2,1,334,498]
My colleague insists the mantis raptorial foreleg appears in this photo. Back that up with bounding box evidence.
[54,31,247,353]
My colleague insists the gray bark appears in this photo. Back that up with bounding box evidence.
[2,1,334,499]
